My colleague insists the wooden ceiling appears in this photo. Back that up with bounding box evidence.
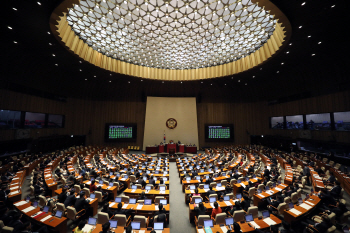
[1,0,349,102]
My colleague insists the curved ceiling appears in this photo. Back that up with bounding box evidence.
[1,0,349,101]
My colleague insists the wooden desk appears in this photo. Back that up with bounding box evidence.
[284,195,321,223]
[253,183,288,206]
[89,225,170,233]
[84,180,119,199]
[233,178,261,195]
[196,215,281,232]
[8,170,26,203]
[188,199,237,222]
[14,200,67,233]
[123,189,170,201]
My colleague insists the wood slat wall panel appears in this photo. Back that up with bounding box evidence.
[1,90,349,149]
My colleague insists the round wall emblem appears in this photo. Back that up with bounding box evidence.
[166,118,177,129]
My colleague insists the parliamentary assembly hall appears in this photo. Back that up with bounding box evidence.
[0,0,350,233]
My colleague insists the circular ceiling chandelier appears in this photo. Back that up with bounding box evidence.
[66,0,276,70]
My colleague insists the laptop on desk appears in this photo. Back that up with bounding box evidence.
[154,222,164,233]
[245,214,254,222]
[131,221,141,230]
[204,219,214,228]
[55,210,63,218]
[109,220,118,229]
[144,199,152,205]
[225,217,234,226]
[88,217,97,226]
[115,197,122,203]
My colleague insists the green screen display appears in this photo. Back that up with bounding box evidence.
[108,125,133,139]
[208,126,231,139]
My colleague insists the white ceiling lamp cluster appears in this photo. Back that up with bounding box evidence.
[66,0,276,70]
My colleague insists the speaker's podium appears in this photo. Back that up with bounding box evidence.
[166,144,176,154]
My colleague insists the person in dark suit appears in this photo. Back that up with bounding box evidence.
[74,192,89,217]
[8,213,24,232]
[64,190,76,207]
[207,186,216,197]
[318,189,335,206]
[34,181,44,196]
[101,203,114,218]
[302,215,331,233]
[194,202,207,217]
[149,176,156,186]
[326,172,336,184]
[263,166,270,177]
[192,169,198,177]
[247,165,254,175]
[303,166,311,185]
[315,166,325,176]
[205,175,214,185]
[329,181,341,198]
[137,177,146,188]
[57,187,68,204]
[114,202,133,217]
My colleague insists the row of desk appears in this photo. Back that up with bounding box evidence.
[146,144,197,154]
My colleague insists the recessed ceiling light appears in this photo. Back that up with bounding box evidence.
[331,5,335,8]
[37,2,41,5]
[55,64,58,66]
[299,26,302,29]
[162,81,164,83]
[13,8,17,11]
[289,43,292,46]
[79,61,82,63]
[238,80,240,82]
[52,54,55,56]
[308,35,311,38]
[110,74,112,76]
[225,84,226,85]
[276,71,279,73]
[181,81,182,83]
[94,75,96,77]
[260,68,262,70]
[311,54,315,56]
[128,81,130,83]
[109,81,111,82]
[13,41,17,44]
[245,83,247,85]
[210,84,212,85]
[281,63,284,65]
[252,76,255,78]
[79,69,82,71]
[318,42,322,44]
[47,31,50,34]
[49,43,52,45]
[301,2,306,6]
[8,26,12,30]
[286,51,289,54]
[141,80,143,81]
[85,79,87,80]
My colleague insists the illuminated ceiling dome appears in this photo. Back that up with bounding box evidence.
[67,0,276,70]
[52,0,290,80]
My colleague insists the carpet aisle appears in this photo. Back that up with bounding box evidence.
[169,161,195,232]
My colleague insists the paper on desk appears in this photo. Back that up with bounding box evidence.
[299,203,312,210]
[13,178,19,180]
[250,221,261,229]
[266,190,274,195]
[155,231,162,233]
[263,218,277,226]
[14,201,27,206]
[136,204,143,210]
[224,201,233,206]
[155,205,159,210]
[305,201,315,206]
[210,203,215,208]
[216,187,225,191]
[123,204,128,208]
[10,191,19,195]
[23,206,36,213]
[109,202,116,207]
[198,229,205,233]
[139,231,145,233]
[45,175,51,178]
[275,187,282,191]
[82,224,94,232]
[258,194,265,198]
[86,181,91,185]
[160,191,165,194]
[241,183,246,188]
[220,226,228,232]
[190,190,194,193]
[40,215,52,222]
[289,208,302,215]
[203,189,209,192]
[131,189,136,193]
[10,186,19,190]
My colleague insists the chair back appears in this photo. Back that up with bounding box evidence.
[248,187,256,198]
[233,210,245,222]
[221,180,227,186]
[74,185,81,193]
[197,215,211,227]
[215,213,227,225]
[97,212,109,225]
[192,196,203,203]
[95,191,102,202]
[247,206,259,218]
[198,184,204,189]
[277,203,287,215]
[155,196,165,204]
[284,197,291,204]
[291,193,298,204]
[39,195,47,207]
[2,226,14,233]
[83,188,90,196]
[134,215,148,228]
[67,206,77,220]
[209,194,218,199]
[57,203,66,212]
[130,175,136,182]
[145,184,154,190]
[230,179,237,185]
[121,196,129,203]
[114,214,127,226]
[210,182,217,188]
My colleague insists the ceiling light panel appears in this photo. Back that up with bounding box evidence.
[67,0,276,70]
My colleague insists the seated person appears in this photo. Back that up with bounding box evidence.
[101,203,114,218]
[96,186,109,202]
[194,202,207,217]
[74,191,89,217]
[89,180,97,193]
[114,202,133,217]
[190,188,201,202]
[211,201,222,218]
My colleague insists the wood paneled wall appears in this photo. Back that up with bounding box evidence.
[1,89,349,149]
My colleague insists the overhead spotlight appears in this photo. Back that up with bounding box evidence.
[181,81,182,83]
[49,43,52,45]
[331,5,335,8]
[289,43,292,46]
[301,2,305,6]
[13,41,17,44]
[141,80,143,81]
[13,8,17,11]
[201,82,203,83]
[55,64,58,66]
[245,83,247,85]
[79,69,82,71]
[260,68,262,70]
[37,2,41,5]
[94,75,96,77]
[109,81,111,82]
[47,32,50,34]
[8,26,12,29]
[318,42,322,44]
[308,35,311,38]
[276,71,279,73]
[128,81,130,83]
[286,51,289,54]
[210,84,212,85]
[162,81,164,83]
[311,54,315,56]
[85,79,87,80]
[281,62,284,65]
[299,26,302,29]
[225,84,226,85]
[252,76,255,78]
[238,80,240,82]
[261,135,264,137]
[79,61,82,63]
[52,54,55,56]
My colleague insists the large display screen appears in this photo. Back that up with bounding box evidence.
[306,113,331,130]
[270,116,284,129]
[334,111,350,131]
[286,115,304,129]
[205,124,234,142]
[105,123,137,142]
